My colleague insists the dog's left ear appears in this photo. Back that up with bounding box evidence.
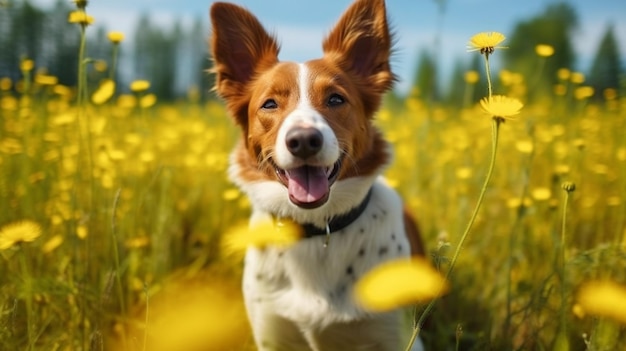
[323,0,395,94]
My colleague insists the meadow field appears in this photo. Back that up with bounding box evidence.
[1,7,626,351]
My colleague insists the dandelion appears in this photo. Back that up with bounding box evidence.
[91,79,115,105]
[107,31,125,44]
[0,77,12,91]
[531,187,552,201]
[139,93,157,108]
[42,235,64,253]
[574,86,594,100]
[130,80,150,93]
[222,220,301,255]
[557,68,571,81]
[577,281,626,324]
[20,59,34,72]
[0,221,42,250]
[76,224,88,239]
[34,74,58,86]
[68,10,94,26]
[464,70,479,84]
[535,44,555,57]
[480,95,524,121]
[354,258,447,312]
[467,31,507,56]
[570,72,585,84]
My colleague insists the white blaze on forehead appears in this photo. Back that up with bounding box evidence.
[273,63,340,168]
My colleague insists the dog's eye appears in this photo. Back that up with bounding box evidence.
[261,99,278,110]
[327,94,345,107]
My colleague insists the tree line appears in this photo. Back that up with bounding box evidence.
[0,1,622,103]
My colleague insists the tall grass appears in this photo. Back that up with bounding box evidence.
[1,8,625,351]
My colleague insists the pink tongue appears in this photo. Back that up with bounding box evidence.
[286,166,329,204]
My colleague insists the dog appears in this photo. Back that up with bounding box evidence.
[210,0,425,350]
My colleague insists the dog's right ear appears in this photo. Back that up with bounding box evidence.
[210,2,280,127]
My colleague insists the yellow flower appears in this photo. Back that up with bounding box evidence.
[467,32,507,55]
[577,281,626,324]
[42,235,64,253]
[535,44,555,57]
[140,93,157,108]
[557,68,571,81]
[531,187,552,201]
[130,80,150,93]
[0,221,42,250]
[107,31,125,44]
[464,70,479,84]
[91,79,115,105]
[222,220,301,255]
[570,72,585,84]
[574,86,594,100]
[0,77,12,91]
[34,74,58,86]
[20,59,34,72]
[68,10,94,25]
[354,258,447,312]
[480,95,523,120]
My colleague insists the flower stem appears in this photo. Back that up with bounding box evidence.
[485,54,493,99]
[406,118,502,351]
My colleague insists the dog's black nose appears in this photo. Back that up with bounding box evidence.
[286,127,324,159]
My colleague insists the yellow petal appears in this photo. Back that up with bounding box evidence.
[577,281,626,324]
[354,258,447,312]
[222,220,301,255]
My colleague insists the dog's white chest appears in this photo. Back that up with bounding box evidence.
[242,181,410,329]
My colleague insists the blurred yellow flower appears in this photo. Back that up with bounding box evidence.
[140,93,157,108]
[42,235,64,253]
[68,10,94,25]
[467,32,507,55]
[35,74,58,86]
[354,258,447,312]
[107,31,125,44]
[117,94,137,108]
[222,220,301,255]
[92,79,115,105]
[570,72,585,84]
[464,70,479,84]
[574,86,594,100]
[21,59,34,72]
[577,281,626,324]
[76,224,88,239]
[130,80,150,93]
[535,44,554,57]
[480,95,523,120]
[557,68,570,81]
[515,140,534,154]
[0,77,11,91]
[93,60,107,72]
[531,187,552,201]
[0,221,42,250]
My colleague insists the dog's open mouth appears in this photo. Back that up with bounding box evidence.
[274,159,341,209]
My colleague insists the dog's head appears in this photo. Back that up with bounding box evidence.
[210,0,394,215]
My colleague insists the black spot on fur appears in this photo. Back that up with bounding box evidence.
[359,228,365,234]
[379,246,388,256]
[372,213,378,220]
[391,233,396,241]
[398,244,403,253]
[346,265,354,275]
[358,248,365,257]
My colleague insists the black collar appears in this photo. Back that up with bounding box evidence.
[299,188,373,238]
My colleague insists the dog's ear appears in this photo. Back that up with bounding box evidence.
[322,0,395,94]
[210,2,280,127]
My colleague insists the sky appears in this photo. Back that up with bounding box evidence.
[32,0,626,93]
